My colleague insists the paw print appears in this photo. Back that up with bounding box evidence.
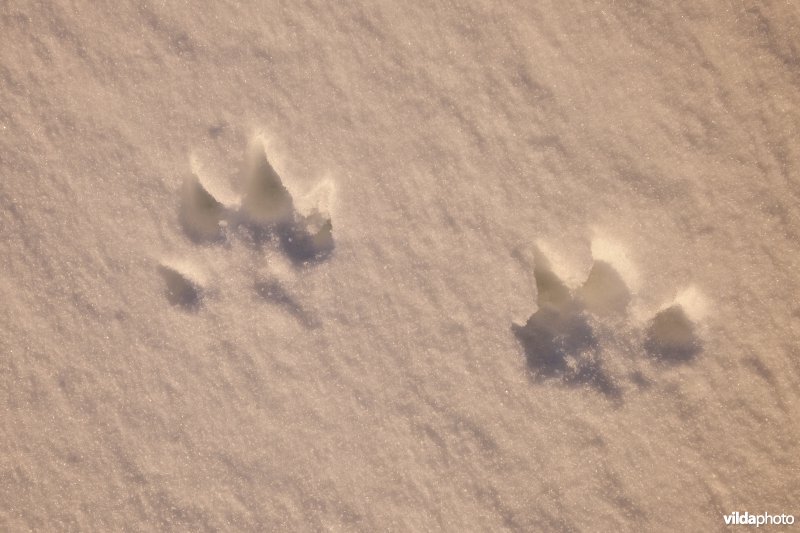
[159,134,335,319]
[512,242,703,397]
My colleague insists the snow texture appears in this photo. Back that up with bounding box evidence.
[1,2,799,531]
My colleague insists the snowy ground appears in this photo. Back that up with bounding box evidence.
[1,2,799,531]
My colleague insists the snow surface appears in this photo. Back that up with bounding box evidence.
[1,2,799,531]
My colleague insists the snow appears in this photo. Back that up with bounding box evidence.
[1,2,799,530]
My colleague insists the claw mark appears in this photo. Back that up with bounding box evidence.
[158,261,205,310]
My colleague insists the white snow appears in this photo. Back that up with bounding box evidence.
[1,2,798,531]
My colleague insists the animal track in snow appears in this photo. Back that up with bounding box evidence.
[512,242,704,398]
[181,136,335,261]
[160,133,335,319]
[157,260,206,310]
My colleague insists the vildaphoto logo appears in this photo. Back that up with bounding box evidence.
[723,512,795,527]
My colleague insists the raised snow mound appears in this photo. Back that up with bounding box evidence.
[242,136,295,225]
[576,260,631,316]
[645,304,701,362]
[180,163,227,242]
